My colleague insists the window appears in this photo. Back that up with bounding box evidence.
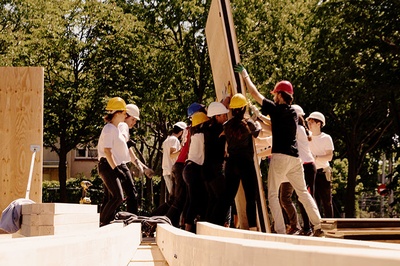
[75,145,98,159]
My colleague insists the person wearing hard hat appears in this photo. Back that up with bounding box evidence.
[163,103,206,227]
[279,104,317,236]
[235,64,323,236]
[306,111,334,218]
[203,101,229,226]
[162,121,187,199]
[223,93,261,231]
[119,104,154,179]
[183,111,210,232]
[97,97,137,226]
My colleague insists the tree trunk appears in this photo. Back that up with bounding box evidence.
[345,154,357,218]
[58,149,68,203]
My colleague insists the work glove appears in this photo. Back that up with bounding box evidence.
[113,165,126,181]
[134,159,144,176]
[126,139,135,149]
[234,63,249,79]
[249,103,261,119]
[144,167,155,179]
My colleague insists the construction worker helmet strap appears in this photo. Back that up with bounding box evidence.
[173,121,187,130]
[272,81,294,95]
[191,112,210,127]
[207,102,229,117]
[106,97,127,112]
[291,104,305,117]
[229,93,247,109]
[126,104,140,120]
[187,102,205,117]
[306,111,326,127]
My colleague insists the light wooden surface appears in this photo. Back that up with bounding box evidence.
[157,223,400,266]
[0,223,141,266]
[0,67,44,213]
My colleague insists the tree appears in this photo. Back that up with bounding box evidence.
[301,0,400,217]
[1,0,146,202]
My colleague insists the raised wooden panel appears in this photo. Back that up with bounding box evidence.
[0,67,44,212]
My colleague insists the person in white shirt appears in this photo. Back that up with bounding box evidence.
[306,111,334,218]
[97,97,134,226]
[162,121,187,198]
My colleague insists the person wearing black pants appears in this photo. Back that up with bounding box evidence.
[223,94,261,230]
[97,97,138,226]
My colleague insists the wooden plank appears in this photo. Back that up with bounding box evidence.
[197,222,400,250]
[0,223,141,266]
[321,218,400,230]
[156,223,400,266]
[206,0,270,233]
[22,203,97,215]
[22,213,99,226]
[0,67,43,213]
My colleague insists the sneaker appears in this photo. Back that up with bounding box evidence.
[287,227,301,235]
[295,228,313,236]
[312,229,325,237]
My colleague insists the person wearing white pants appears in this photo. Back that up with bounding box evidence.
[235,63,323,236]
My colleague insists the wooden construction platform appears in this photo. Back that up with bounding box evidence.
[321,218,400,242]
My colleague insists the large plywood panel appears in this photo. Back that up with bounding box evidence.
[0,67,43,212]
[206,0,270,232]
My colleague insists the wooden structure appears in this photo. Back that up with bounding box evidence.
[0,67,43,212]
[205,0,270,232]
[322,218,400,242]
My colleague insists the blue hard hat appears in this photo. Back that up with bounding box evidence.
[187,102,205,117]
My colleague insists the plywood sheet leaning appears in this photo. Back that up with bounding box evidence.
[205,0,270,232]
[0,67,44,213]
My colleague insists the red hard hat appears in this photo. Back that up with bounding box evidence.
[271,80,293,95]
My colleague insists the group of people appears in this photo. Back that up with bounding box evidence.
[236,63,334,236]
[96,66,334,235]
[97,97,153,226]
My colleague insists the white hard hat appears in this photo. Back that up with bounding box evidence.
[306,111,326,127]
[173,121,187,130]
[126,104,140,120]
[207,102,229,117]
[291,104,305,117]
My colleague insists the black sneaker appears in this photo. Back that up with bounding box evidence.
[295,228,313,236]
[313,229,324,237]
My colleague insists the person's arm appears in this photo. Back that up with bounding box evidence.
[234,64,265,105]
[316,149,333,162]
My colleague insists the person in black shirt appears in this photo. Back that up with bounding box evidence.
[235,64,323,237]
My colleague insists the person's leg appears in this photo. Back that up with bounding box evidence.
[240,159,257,228]
[98,159,124,225]
[286,158,321,230]
[279,182,299,232]
[119,163,138,214]
[163,174,174,197]
[319,171,334,218]
[298,163,316,232]
[224,158,241,227]
[267,154,288,234]
[166,162,186,227]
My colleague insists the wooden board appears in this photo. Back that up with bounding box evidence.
[205,0,270,232]
[0,67,44,212]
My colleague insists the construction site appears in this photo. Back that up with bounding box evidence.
[1,0,400,265]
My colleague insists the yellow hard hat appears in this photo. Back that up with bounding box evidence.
[229,93,247,109]
[191,112,210,127]
[106,97,127,112]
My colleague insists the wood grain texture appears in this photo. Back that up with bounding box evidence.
[0,67,44,212]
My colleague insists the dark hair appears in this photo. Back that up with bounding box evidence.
[231,106,246,119]
[103,110,123,123]
[173,125,184,134]
[298,115,312,141]
[279,91,293,104]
